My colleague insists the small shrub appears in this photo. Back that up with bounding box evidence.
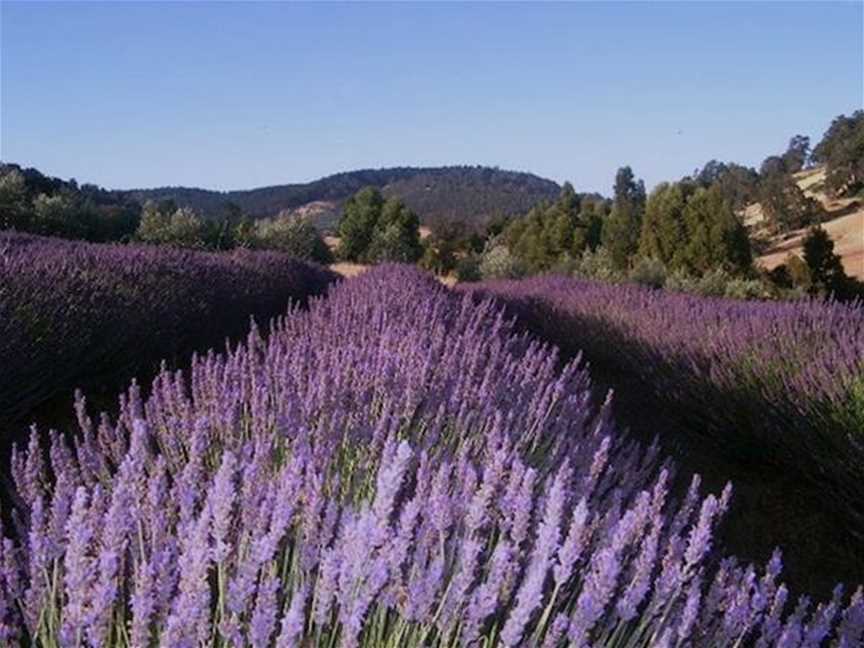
[454,252,482,282]
[574,246,623,283]
[628,257,667,288]
[479,244,526,279]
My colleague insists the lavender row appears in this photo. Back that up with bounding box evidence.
[0,230,337,434]
[462,276,864,534]
[2,265,861,646]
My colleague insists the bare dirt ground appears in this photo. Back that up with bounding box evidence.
[758,210,864,279]
[749,167,864,280]
[329,262,370,278]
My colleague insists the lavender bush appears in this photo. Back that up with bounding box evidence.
[0,231,336,431]
[2,266,862,645]
[462,276,864,538]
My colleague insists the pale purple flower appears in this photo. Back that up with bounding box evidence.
[500,466,569,647]
[616,522,660,622]
[130,558,157,648]
[756,584,789,648]
[163,507,212,646]
[276,583,309,647]
[208,450,237,564]
[801,585,843,648]
[463,539,512,643]
[677,574,703,643]
[24,495,49,632]
[569,547,621,644]
[684,495,719,570]
[314,548,340,627]
[837,586,864,648]
[59,487,94,646]
[250,573,280,646]
[553,497,590,589]
[372,440,412,527]
[541,613,570,648]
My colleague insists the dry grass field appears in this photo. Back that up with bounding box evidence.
[749,167,864,280]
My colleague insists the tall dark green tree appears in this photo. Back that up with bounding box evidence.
[338,187,386,261]
[680,185,752,275]
[367,197,423,263]
[639,182,688,267]
[602,166,646,269]
[802,226,857,299]
[338,187,421,263]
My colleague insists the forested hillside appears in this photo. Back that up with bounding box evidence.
[124,166,561,228]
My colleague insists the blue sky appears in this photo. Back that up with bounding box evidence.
[1,1,861,195]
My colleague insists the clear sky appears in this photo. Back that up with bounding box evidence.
[1,1,861,195]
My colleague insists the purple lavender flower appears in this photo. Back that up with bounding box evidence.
[553,497,590,589]
[208,450,237,564]
[677,574,703,643]
[568,547,622,644]
[541,613,570,648]
[130,558,157,648]
[250,573,280,646]
[276,583,309,647]
[463,538,512,643]
[24,494,49,633]
[616,522,660,622]
[756,584,790,648]
[372,440,412,527]
[60,487,94,646]
[163,507,212,646]
[314,548,341,627]
[500,466,568,647]
[801,585,843,648]
[684,494,720,570]
[837,586,864,648]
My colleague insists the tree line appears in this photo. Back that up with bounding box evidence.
[430,110,862,301]
[1,110,862,297]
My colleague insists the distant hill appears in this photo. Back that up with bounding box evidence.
[122,166,561,230]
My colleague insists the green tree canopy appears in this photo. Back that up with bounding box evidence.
[0,169,30,231]
[498,184,606,274]
[367,197,423,263]
[337,187,421,263]
[254,214,333,263]
[802,226,851,298]
[692,160,759,210]
[758,171,822,234]
[602,166,646,269]
[812,111,864,197]
[639,182,688,267]
[679,185,752,275]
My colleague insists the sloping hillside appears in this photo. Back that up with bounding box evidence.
[749,167,864,280]
[122,166,561,230]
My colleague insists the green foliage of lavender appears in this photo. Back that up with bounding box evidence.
[462,276,864,539]
[2,266,862,646]
[0,231,337,429]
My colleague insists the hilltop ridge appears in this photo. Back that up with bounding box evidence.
[122,165,562,229]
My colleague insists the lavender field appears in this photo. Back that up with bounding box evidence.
[0,231,336,435]
[1,265,863,646]
[463,276,864,594]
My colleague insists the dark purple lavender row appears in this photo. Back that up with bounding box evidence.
[2,265,860,645]
[0,230,337,435]
[461,276,864,544]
